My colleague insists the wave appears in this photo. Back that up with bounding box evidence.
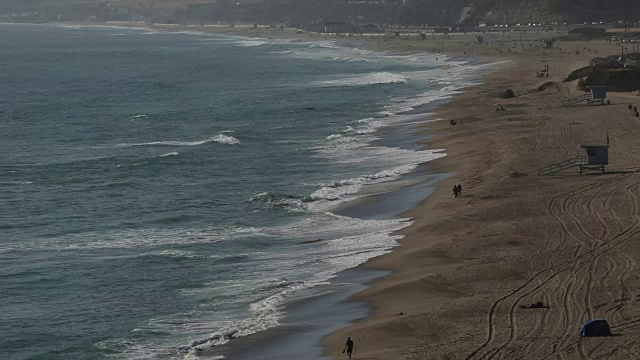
[249,146,445,213]
[234,40,270,47]
[174,214,414,356]
[315,72,408,87]
[0,181,33,186]
[248,191,308,210]
[159,152,179,157]
[118,132,240,147]
[211,133,241,145]
[140,250,203,259]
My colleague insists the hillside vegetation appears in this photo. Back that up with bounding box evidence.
[2,0,639,25]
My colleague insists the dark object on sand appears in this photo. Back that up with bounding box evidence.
[450,120,457,126]
[298,239,323,245]
[519,301,548,309]
[536,82,556,92]
[501,89,516,99]
[580,319,612,337]
[397,312,404,316]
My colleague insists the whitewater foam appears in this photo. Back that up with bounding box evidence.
[315,72,408,87]
[118,132,240,147]
[159,152,179,157]
[211,133,241,145]
[172,214,413,356]
[234,39,271,47]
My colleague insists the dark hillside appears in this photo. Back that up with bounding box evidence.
[1,0,639,25]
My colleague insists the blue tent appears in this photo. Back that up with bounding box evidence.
[579,319,611,337]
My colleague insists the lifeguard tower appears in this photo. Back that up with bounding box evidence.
[560,86,608,107]
[537,144,609,175]
[579,144,608,174]
[587,86,607,105]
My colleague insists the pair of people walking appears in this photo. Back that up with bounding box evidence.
[453,184,463,198]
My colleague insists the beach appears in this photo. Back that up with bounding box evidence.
[4,21,640,359]
[91,25,640,359]
[176,25,640,358]
[318,32,640,359]
[1,23,481,359]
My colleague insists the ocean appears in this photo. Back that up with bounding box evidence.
[0,23,486,359]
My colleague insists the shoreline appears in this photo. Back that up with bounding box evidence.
[103,21,539,359]
[322,29,640,359]
[14,21,640,359]
[8,22,489,359]
[205,98,469,359]
[50,20,493,359]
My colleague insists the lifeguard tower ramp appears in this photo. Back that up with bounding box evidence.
[537,156,588,175]
[560,86,607,107]
[538,144,608,176]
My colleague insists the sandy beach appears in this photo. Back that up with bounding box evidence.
[153,25,640,359]
[317,32,640,359]
[103,22,640,359]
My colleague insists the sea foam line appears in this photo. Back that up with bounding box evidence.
[117,132,240,147]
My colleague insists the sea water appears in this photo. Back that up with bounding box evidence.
[0,23,485,359]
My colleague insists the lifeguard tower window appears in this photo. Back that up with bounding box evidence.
[587,148,597,157]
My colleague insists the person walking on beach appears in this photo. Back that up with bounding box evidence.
[453,185,459,198]
[457,184,463,196]
[343,337,354,359]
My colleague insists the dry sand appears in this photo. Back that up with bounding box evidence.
[320,32,640,360]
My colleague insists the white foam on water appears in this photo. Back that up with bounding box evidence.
[306,147,445,212]
[158,152,179,157]
[7,226,266,253]
[168,214,413,357]
[141,250,202,259]
[234,39,271,47]
[116,132,240,147]
[314,72,408,87]
[0,181,34,185]
[211,133,241,145]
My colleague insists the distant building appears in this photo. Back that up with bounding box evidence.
[361,23,384,33]
[323,21,358,34]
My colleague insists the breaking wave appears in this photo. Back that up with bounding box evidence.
[118,132,240,147]
[159,152,179,157]
[315,72,408,87]
[234,39,270,47]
